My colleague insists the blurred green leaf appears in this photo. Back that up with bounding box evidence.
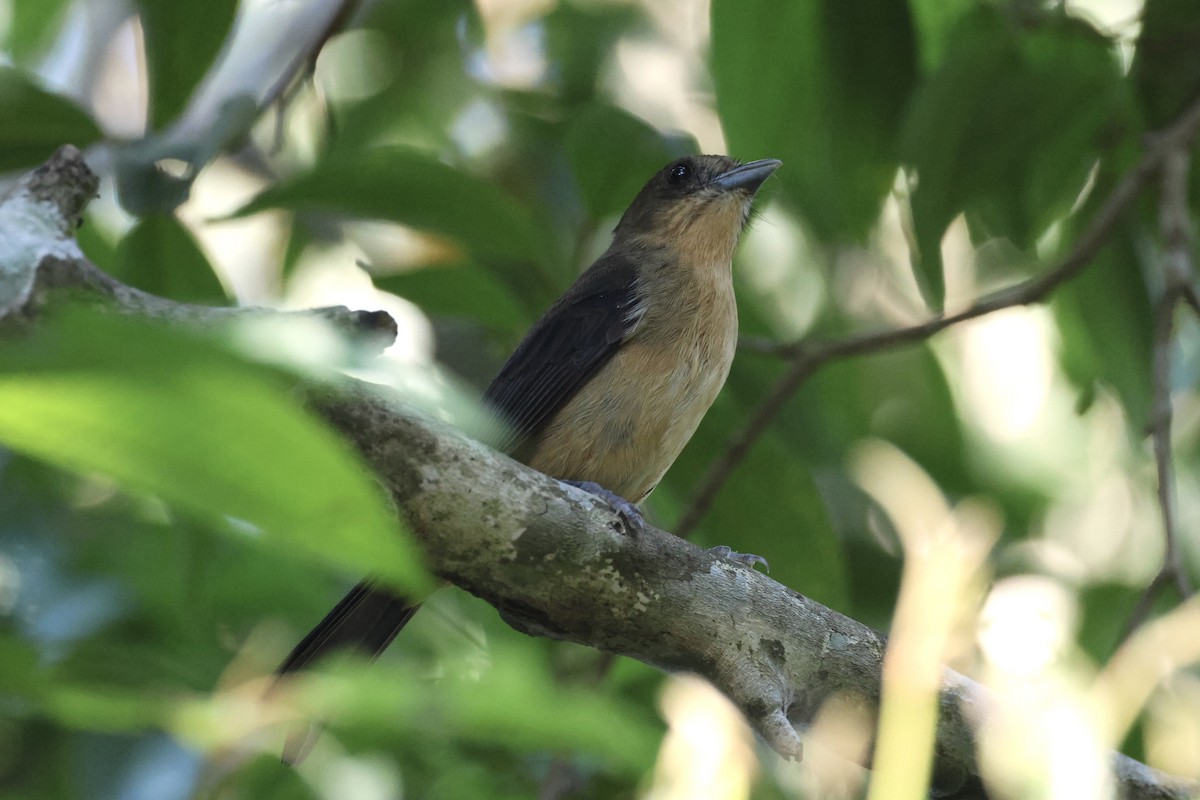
[0,310,426,593]
[235,148,552,298]
[565,104,691,221]
[44,685,166,733]
[373,261,526,331]
[711,0,916,243]
[654,370,848,610]
[6,0,73,63]
[544,2,645,103]
[135,0,239,129]
[0,67,103,171]
[900,10,1125,308]
[907,0,976,70]
[1053,220,1154,427]
[0,634,47,696]
[111,214,228,304]
[682,407,847,610]
[76,214,120,274]
[1076,583,1143,663]
[1132,0,1200,127]
[309,641,660,775]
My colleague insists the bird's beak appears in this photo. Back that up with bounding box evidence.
[712,159,782,194]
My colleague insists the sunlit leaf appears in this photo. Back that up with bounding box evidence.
[0,67,103,171]
[0,310,426,593]
[712,0,917,243]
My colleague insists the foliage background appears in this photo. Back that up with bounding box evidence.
[1,0,1199,797]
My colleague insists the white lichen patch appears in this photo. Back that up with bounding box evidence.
[0,194,85,314]
[590,560,630,596]
[417,463,442,491]
[633,590,654,613]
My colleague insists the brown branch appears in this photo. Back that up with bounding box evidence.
[677,92,1200,539]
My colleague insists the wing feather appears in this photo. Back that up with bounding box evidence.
[484,251,643,448]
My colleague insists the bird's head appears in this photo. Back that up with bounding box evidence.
[614,155,781,263]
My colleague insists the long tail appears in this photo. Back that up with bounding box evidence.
[276,581,419,763]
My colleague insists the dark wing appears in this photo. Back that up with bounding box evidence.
[484,251,642,448]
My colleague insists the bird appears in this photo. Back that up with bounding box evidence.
[274,154,781,762]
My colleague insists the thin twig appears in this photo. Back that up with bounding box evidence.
[676,92,1200,540]
[1125,144,1198,638]
[1149,290,1187,589]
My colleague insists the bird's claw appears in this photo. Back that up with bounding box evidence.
[564,480,645,534]
[708,545,769,572]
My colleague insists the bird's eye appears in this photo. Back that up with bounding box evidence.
[667,161,692,186]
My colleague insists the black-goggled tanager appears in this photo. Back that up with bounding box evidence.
[275,154,781,762]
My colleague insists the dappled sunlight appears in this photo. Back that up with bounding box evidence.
[181,158,286,304]
[1041,471,1163,585]
[1093,595,1200,747]
[851,441,998,797]
[979,575,1078,680]
[956,308,1054,443]
[310,753,402,800]
[645,674,757,800]
[1145,675,1200,780]
[736,204,824,340]
[314,29,395,105]
[978,674,1113,800]
[778,695,871,799]
[609,1,725,154]
[286,240,435,364]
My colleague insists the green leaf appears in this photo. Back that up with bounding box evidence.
[565,104,692,221]
[76,214,120,274]
[900,11,1126,308]
[1053,220,1154,427]
[6,0,73,63]
[0,67,103,171]
[0,310,427,593]
[111,214,228,304]
[711,0,917,243]
[135,0,239,129]
[373,261,527,331]
[1131,0,1200,127]
[235,148,552,298]
[543,2,646,103]
[309,641,660,774]
[907,0,976,70]
[653,364,849,610]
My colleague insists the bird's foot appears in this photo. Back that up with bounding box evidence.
[564,480,644,534]
[708,545,769,573]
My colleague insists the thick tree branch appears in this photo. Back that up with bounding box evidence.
[3,147,1197,799]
